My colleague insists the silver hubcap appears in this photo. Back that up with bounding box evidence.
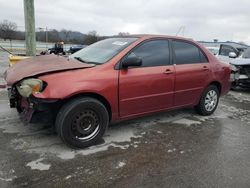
[205,90,218,112]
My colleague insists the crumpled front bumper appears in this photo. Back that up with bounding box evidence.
[8,87,60,123]
[231,72,250,88]
[21,98,59,123]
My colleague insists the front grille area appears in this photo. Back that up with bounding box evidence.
[240,65,250,76]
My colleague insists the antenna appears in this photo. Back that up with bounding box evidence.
[176,26,185,36]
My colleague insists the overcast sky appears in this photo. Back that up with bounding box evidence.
[1,0,250,44]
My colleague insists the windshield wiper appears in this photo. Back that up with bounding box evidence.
[74,56,86,63]
[74,57,100,65]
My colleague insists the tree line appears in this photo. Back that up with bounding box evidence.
[0,20,128,45]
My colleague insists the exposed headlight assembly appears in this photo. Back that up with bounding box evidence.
[16,78,44,98]
[230,64,239,72]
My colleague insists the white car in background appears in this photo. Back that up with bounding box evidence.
[207,47,219,55]
[217,44,250,89]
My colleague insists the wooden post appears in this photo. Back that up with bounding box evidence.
[23,0,36,56]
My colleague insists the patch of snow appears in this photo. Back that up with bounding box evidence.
[173,118,202,126]
[229,91,250,102]
[168,148,176,153]
[10,124,141,160]
[116,161,126,169]
[0,177,13,182]
[26,158,51,171]
[65,175,72,180]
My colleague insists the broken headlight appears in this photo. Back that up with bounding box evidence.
[16,78,45,98]
[230,64,239,72]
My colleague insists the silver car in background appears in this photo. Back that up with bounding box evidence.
[217,44,250,89]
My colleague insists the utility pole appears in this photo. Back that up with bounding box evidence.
[45,26,48,49]
[23,0,36,56]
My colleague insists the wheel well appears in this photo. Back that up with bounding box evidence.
[209,81,222,94]
[62,93,112,121]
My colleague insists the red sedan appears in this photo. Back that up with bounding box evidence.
[5,35,231,148]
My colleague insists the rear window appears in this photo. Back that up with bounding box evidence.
[173,40,208,64]
[243,48,250,59]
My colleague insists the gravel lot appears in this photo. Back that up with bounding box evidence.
[0,51,250,188]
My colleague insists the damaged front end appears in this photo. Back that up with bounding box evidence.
[4,54,95,124]
[230,64,250,88]
[8,79,60,123]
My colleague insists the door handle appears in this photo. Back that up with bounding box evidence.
[163,69,174,74]
[203,66,209,71]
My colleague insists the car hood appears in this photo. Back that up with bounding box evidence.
[230,58,250,66]
[5,54,95,85]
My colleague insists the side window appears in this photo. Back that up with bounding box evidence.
[127,40,170,67]
[173,40,208,64]
[219,45,238,56]
[199,50,208,62]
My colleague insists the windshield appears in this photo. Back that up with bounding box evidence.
[242,47,250,59]
[70,37,138,64]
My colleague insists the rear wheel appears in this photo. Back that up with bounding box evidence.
[196,85,219,116]
[55,97,109,148]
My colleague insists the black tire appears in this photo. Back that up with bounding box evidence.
[196,85,219,116]
[55,97,109,149]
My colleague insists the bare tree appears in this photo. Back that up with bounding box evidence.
[0,20,17,41]
[61,29,71,43]
[118,32,130,36]
[49,29,61,42]
[83,30,99,45]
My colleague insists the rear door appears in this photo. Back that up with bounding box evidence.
[119,39,175,117]
[172,40,210,107]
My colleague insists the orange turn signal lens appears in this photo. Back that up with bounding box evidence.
[32,84,41,93]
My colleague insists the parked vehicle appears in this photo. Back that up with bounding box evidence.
[217,44,244,63]
[5,35,231,148]
[40,42,66,55]
[0,45,30,67]
[207,47,219,55]
[217,44,250,88]
[68,45,87,54]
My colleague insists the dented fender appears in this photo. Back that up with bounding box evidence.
[33,66,120,120]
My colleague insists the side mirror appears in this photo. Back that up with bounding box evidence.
[121,56,142,68]
[229,52,237,58]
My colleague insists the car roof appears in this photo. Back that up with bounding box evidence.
[129,34,194,41]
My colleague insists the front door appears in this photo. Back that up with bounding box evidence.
[119,39,175,117]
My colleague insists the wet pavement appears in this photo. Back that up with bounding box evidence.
[0,52,250,188]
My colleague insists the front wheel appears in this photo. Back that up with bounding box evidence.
[196,85,219,116]
[55,97,109,148]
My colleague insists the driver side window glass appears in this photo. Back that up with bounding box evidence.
[127,40,170,67]
[220,45,237,56]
